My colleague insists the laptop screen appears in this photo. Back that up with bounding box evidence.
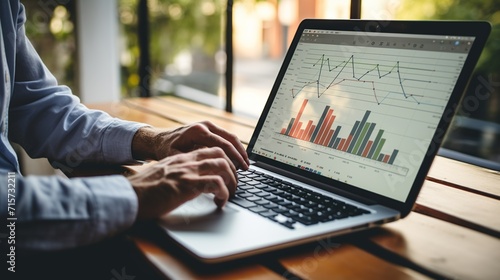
[251,26,476,202]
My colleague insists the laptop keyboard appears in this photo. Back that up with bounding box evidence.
[230,169,371,229]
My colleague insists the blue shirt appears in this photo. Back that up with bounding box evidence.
[0,0,145,251]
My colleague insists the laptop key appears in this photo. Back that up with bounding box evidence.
[231,197,256,208]
[238,192,253,198]
[237,170,253,176]
[249,206,268,213]
[259,210,278,218]
[254,199,270,206]
[263,202,279,209]
[247,188,263,194]
[271,214,296,229]
[238,184,254,190]
[246,196,262,202]
[294,214,318,225]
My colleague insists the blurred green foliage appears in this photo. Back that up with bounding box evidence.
[23,0,77,92]
[119,0,224,95]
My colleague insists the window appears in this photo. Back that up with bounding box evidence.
[119,0,226,108]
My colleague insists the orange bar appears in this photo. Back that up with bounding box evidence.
[342,135,353,152]
[306,125,316,142]
[297,129,305,139]
[362,141,373,157]
[320,115,336,145]
[289,99,308,137]
[314,109,334,144]
[383,154,390,163]
[301,120,313,140]
[338,138,346,150]
[292,122,303,138]
[322,130,334,146]
[280,128,286,134]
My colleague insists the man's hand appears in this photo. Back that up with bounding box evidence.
[132,121,249,170]
[128,147,238,220]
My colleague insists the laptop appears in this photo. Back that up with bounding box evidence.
[157,19,491,263]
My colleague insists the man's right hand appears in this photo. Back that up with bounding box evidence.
[127,147,238,220]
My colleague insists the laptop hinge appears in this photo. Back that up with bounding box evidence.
[252,161,377,205]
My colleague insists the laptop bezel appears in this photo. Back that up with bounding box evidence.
[246,19,491,217]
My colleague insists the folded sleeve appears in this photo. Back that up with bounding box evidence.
[0,171,138,251]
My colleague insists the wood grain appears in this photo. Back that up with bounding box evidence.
[427,156,500,199]
[123,97,255,144]
[368,212,500,280]
[133,238,283,280]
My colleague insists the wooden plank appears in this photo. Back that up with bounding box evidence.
[133,238,283,280]
[427,156,500,199]
[279,241,427,279]
[155,96,257,128]
[367,212,500,280]
[123,98,255,144]
[415,180,500,236]
[86,101,182,129]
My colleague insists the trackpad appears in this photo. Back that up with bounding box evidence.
[158,194,239,232]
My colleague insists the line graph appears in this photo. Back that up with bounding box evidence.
[291,53,437,107]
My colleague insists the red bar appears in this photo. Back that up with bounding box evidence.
[338,138,346,150]
[306,125,316,142]
[320,115,336,145]
[297,129,305,139]
[383,154,390,163]
[314,109,334,144]
[280,128,286,134]
[292,122,303,138]
[301,121,313,140]
[342,135,354,151]
[362,141,373,157]
[289,99,308,137]
[321,130,334,146]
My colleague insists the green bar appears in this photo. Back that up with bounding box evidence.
[368,130,384,158]
[372,138,386,160]
[352,122,370,155]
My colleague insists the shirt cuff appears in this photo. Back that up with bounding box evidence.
[101,119,149,164]
[90,175,139,239]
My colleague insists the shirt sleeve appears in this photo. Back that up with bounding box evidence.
[0,171,139,252]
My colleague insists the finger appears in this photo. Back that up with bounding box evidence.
[191,146,237,173]
[197,121,249,170]
[195,154,237,197]
[194,175,230,208]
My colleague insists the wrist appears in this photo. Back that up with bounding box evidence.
[131,126,158,160]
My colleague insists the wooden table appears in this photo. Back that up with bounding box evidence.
[88,96,500,280]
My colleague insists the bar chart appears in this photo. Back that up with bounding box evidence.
[280,99,399,165]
